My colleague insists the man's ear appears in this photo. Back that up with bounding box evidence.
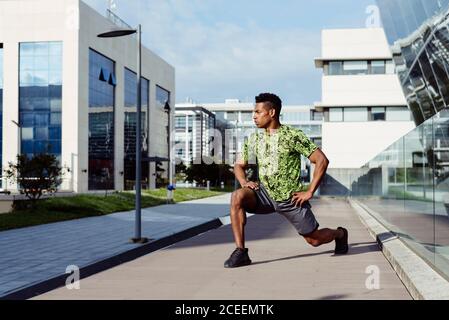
[269,108,276,119]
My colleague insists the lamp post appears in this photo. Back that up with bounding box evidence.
[164,101,174,203]
[98,25,148,244]
[11,120,21,156]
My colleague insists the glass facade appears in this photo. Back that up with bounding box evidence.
[327,106,411,122]
[123,67,150,190]
[326,60,395,75]
[351,109,449,279]
[19,42,63,160]
[377,0,449,124]
[156,85,170,109]
[88,49,115,190]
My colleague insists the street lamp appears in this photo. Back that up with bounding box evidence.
[98,25,148,244]
[164,101,174,203]
[11,120,21,156]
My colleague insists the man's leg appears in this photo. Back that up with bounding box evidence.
[303,228,344,247]
[230,188,257,249]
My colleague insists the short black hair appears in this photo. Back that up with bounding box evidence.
[255,93,282,118]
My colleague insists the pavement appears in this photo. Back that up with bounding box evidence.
[33,197,412,300]
[0,193,232,299]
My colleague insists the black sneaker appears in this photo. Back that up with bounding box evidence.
[224,248,252,268]
[334,227,349,255]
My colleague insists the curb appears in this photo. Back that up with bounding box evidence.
[348,198,449,300]
[0,217,226,300]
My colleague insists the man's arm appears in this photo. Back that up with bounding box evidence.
[235,157,259,190]
[307,148,329,196]
[291,149,329,207]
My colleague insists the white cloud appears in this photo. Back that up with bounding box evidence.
[83,0,322,104]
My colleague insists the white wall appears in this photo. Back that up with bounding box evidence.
[321,28,391,60]
[322,121,415,168]
[321,74,407,107]
[0,0,80,191]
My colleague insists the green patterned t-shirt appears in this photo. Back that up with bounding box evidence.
[241,125,318,201]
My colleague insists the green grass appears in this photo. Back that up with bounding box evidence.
[0,188,226,232]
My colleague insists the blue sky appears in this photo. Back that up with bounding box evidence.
[83,0,377,105]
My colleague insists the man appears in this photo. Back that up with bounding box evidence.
[224,93,348,268]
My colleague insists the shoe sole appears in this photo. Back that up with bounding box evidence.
[224,259,252,268]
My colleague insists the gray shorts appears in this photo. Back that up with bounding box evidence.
[246,183,320,236]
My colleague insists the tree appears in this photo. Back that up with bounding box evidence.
[4,153,64,204]
[184,163,234,187]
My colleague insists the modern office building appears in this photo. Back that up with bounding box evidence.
[377,0,449,124]
[349,0,449,282]
[315,28,416,169]
[175,99,322,183]
[174,105,216,166]
[0,0,175,193]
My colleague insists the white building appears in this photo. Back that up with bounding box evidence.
[174,105,216,165]
[0,0,175,193]
[175,99,322,182]
[314,28,416,169]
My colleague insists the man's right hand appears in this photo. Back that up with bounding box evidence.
[242,181,259,190]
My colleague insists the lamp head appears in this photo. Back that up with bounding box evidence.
[98,28,137,38]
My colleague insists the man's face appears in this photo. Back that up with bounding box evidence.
[253,102,275,128]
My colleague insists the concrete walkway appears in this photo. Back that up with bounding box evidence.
[35,198,411,300]
[0,194,231,298]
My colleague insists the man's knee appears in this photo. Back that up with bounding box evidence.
[231,190,246,208]
[304,236,321,247]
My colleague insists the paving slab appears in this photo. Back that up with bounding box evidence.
[34,197,412,300]
[0,194,231,298]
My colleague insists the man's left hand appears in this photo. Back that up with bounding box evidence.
[291,191,313,207]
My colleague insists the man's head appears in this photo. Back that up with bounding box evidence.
[253,93,282,128]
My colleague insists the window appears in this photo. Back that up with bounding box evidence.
[19,42,63,161]
[124,69,149,190]
[88,49,115,190]
[329,61,343,75]
[386,60,395,74]
[241,111,253,122]
[371,61,386,74]
[227,112,238,121]
[156,85,170,109]
[371,107,386,121]
[344,107,368,122]
[311,110,323,121]
[282,112,310,122]
[343,61,368,75]
[329,108,343,122]
[327,60,394,75]
[386,107,412,121]
[214,111,226,121]
[175,116,186,128]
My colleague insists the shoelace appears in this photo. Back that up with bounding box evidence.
[230,249,243,260]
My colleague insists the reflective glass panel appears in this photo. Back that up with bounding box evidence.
[19,42,62,162]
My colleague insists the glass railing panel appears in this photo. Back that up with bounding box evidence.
[401,117,435,266]
[434,109,449,277]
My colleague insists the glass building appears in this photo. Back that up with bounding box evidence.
[377,0,449,124]
[19,42,63,160]
[88,49,115,190]
[124,68,150,190]
[349,0,449,279]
